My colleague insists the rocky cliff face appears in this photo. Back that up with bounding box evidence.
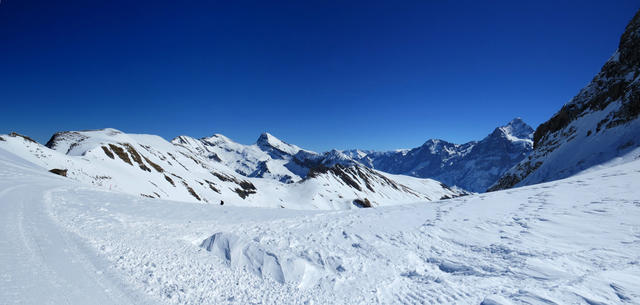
[347,118,534,192]
[489,10,640,191]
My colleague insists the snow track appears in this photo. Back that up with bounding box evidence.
[1,147,640,304]
[0,155,150,304]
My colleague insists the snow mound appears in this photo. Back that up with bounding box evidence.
[200,232,325,287]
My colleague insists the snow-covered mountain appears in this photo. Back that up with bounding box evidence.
[171,132,309,184]
[489,11,640,191]
[0,129,465,209]
[170,132,362,185]
[3,135,640,304]
[346,118,534,192]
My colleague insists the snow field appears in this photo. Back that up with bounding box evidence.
[1,146,638,304]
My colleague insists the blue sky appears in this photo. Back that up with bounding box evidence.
[1,1,638,151]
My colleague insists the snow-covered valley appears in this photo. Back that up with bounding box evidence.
[1,145,639,304]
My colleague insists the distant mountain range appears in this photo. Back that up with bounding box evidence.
[344,118,534,192]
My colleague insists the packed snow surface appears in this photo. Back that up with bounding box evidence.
[1,146,639,304]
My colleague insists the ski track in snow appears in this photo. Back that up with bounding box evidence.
[0,156,151,304]
[1,148,640,304]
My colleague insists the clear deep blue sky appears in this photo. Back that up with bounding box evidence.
[1,1,638,151]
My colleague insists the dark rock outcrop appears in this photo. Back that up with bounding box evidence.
[48,168,68,177]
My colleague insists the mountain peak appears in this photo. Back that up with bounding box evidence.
[507,117,525,126]
[256,132,275,143]
[321,149,358,167]
[256,132,281,147]
[422,138,451,147]
[256,132,302,156]
[497,118,534,140]
[202,133,234,145]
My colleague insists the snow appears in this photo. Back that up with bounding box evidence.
[1,146,639,304]
[346,118,533,192]
[0,148,154,304]
[499,118,534,141]
[497,102,640,189]
[0,130,464,209]
[256,132,306,157]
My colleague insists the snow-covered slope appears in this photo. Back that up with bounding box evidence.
[172,132,314,184]
[0,129,464,209]
[490,11,640,191]
[2,129,259,204]
[172,132,365,184]
[348,118,533,192]
[2,142,639,304]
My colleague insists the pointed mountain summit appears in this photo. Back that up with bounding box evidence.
[498,117,534,141]
[256,132,304,158]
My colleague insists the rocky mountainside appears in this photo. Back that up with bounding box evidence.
[171,132,361,184]
[489,10,640,191]
[0,129,465,209]
[346,118,534,192]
